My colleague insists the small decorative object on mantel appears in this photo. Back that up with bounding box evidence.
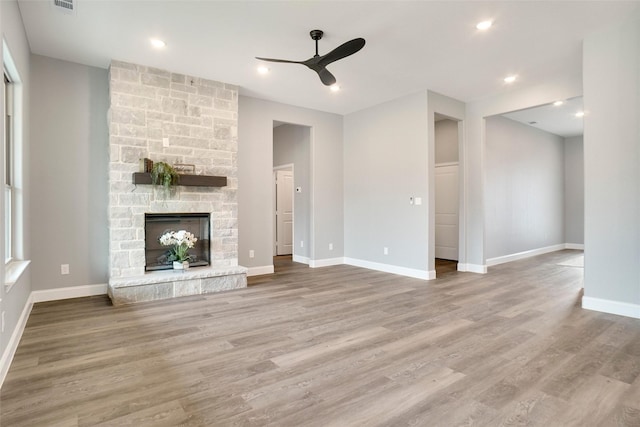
[173,164,196,174]
[159,230,198,271]
[139,158,154,173]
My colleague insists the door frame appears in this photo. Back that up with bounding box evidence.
[430,113,466,278]
[273,164,294,256]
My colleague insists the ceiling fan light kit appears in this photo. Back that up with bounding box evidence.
[256,29,365,86]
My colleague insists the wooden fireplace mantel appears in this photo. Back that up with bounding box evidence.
[132,173,227,187]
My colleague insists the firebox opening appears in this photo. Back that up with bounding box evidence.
[145,213,211,271]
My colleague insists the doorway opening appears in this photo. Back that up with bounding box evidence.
[434,113,461,276]
[273,121,311,272]
[483,96,584,269]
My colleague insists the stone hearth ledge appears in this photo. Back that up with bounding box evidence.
[108,265,248,306]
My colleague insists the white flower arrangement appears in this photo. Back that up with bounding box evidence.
[159,230,198,262]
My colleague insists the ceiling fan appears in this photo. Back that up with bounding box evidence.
[256,30,366,86]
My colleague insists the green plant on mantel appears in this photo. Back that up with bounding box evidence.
[150,161,179,193]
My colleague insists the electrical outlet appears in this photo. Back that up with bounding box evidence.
[249,250,255,258]
[329,243,333,251]
[384,247,389,255]
[61,264,70,275]
[162,137,170,147]
[415,197,422,205]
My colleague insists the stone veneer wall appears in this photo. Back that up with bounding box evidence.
[108,60,238,279]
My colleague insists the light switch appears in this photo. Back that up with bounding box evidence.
[296,187,302,193]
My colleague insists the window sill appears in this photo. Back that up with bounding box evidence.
[5,260,31,293]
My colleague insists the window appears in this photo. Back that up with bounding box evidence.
[3,41,29,290]
[4,72,12,263]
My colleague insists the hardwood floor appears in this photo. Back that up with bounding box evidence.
[2,250,639,426]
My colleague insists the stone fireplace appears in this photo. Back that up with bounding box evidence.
[107,60,246,305]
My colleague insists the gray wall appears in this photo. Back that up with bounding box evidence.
[30,55,109,290]
[485,116,565,260]
[564,136,584,245]
[583,14,640,309]
[344,91,429,272]
[1,0,32,375]
[238,96,343,272]
[273,124,311,260]
[434,119,458,164]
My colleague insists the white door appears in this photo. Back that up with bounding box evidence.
[435,164,459,260]
[275,170,293,255]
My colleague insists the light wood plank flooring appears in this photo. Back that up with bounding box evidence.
[2,250,639,426]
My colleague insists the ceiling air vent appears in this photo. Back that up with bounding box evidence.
[52,0,76,15]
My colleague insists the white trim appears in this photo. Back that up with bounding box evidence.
[486,244,566,267]
[582,296,640,319]
[30,284,108,303]
[0,294,33,389]
[4,259,30,292]
[457,263,487,274]
[565,243,584,250]
[309,257,344,268]
[435,161,459,168]
[292,255,309,265]
[246,265,274,277]
[344,257,431,280]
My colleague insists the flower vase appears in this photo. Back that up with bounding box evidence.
[173,261,189,270]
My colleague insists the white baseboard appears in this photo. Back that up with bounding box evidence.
[565,243,585,250]
[31,283,108,303]
[486,244,566,267]
[457,263,488,274]
[582,296,640,319]
[246,265,274,277]
[309,257,344,268]
[293,255,310,265]
[0,294,33,389]
[344,257,431,280]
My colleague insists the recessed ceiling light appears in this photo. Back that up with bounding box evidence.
[476,20,493,30]
[553,101,564,106]
[330,84,340,92]
[504,75,517,84]
[150,38,166,49]
[257,66,270,75]
[575,111,585,117]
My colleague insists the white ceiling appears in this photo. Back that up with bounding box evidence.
[17,1,640,115]
[502,96,584,138]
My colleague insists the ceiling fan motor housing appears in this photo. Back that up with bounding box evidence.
[310,29,324,40]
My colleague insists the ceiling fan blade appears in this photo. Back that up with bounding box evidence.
[255,57,303,64]
[318,68,336,86]
[318,38,366,67]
